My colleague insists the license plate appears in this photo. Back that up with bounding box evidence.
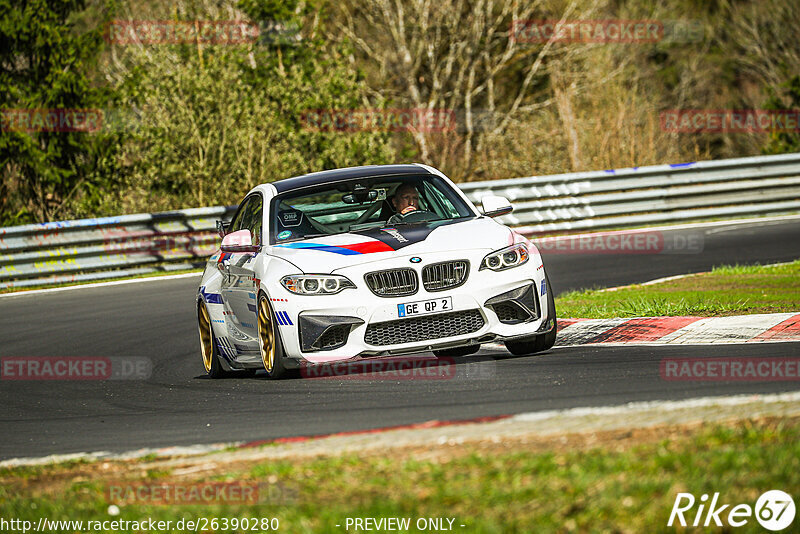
[397,297,453,318]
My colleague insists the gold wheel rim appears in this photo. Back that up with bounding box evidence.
[198,303,213,372]
[258,297,275,373]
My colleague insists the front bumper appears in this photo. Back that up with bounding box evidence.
[271,257,552,364]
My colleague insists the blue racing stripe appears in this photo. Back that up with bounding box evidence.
[275,242,362,255]
[200,286,223,304]
[275,242,329,249]
[312,245,361,255]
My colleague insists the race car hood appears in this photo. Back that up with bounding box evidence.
[267,217,514,273]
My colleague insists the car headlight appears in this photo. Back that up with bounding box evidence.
[479,244,529,271]
[280,274,356,295]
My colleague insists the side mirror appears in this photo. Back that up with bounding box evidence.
[216,220,230,238]
[221,229,259,253]
[481,195,513,218]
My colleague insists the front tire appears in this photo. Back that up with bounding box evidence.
[198,301,227,378]
[504,275,558,356]
[257,292,289,379]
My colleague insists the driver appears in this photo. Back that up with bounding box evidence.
[387,184,421,223]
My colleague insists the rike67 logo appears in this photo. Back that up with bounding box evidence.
[669,490,795,531]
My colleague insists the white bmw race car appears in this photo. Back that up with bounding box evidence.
[197,164,557,378]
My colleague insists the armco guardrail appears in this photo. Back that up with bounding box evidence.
[460,152,800,233]
[2,153,799,289]
[0,207,236,289]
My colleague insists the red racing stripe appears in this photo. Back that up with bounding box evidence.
[585,316,704,343]
[749,313,800,341]
[340,241,395,254]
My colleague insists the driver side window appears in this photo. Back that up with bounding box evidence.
[229,195,263,246]
[229,198,252,234]
[246,196,263,246]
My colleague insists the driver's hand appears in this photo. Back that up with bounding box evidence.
[400,205,417,215]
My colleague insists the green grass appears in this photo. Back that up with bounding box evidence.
[1,417,798,532]
[556,260,800,318]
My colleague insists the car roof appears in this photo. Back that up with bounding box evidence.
[271,164,432,193]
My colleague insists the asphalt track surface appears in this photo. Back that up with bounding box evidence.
[1,217,799,460]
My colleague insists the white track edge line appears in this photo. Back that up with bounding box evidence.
[3,391,799,468]
[596,260,797,293]
[512,391,800,421]
[0,442,242,468]
[0,271,203,299]
[598,274,692,292]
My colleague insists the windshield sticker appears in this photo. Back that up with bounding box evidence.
[279,209,304,228]
[380,227,409,243]
[277,230,292,240]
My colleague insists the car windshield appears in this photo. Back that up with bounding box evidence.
[270,175,475,244]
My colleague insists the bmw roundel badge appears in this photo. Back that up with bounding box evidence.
[410,257,422,263]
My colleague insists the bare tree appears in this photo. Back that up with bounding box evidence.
[726,0,800,97]
[330,0,609,178]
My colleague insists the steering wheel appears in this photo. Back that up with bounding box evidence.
[391,209,436,223]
